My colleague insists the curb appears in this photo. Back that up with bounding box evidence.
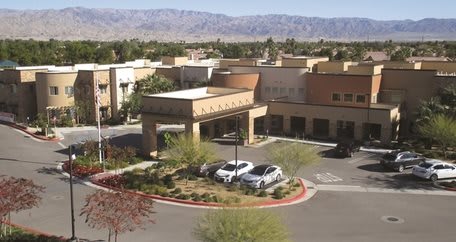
[433,181,456,191]
[3,220,66,241]
[1,121,62,142]
[90,175,309,208]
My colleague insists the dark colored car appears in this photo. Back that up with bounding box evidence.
[192,160,227,177]
[380,151,425,172]
[334,140,361,158]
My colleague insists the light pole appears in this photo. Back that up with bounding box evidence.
[234,116,239,180]
[68,145,76,241]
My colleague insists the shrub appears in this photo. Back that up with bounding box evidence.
[191,192,199,198]
[243,187,257,196]
[273,187,285,199]
[258,190,268,197]
[188,174,198,181]
[163,174,174,185]
[211,195,221,203]
[166,181,176,189]
[97,175,125,188]
[154,186,168,195]
[172,188,182,194]
[176,194,191,200]
[193,194,202,202]
[293,182,301,187]
[160,191,170,197]
[132,168,144,175]
[227,185,238,192]
[146,171,161,185]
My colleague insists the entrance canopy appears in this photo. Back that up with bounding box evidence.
[142,87,267,157]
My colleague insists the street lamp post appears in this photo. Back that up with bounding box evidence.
[68,145,76,241]
[234,116,239,180]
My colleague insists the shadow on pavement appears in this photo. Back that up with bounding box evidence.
[357,163,397,173]
[36,166,61,175]
[352,173,436,190]
[0,157,57,166]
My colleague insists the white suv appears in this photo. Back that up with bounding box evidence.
[412,160,456,181]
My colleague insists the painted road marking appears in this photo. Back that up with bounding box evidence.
[348,154,376,164]
[314,173,343,183]
[316,184,456,196]
[58,142,66,148]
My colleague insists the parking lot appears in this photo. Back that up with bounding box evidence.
[60,127,440,192]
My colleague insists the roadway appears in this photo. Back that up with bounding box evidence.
[1,124,456,242]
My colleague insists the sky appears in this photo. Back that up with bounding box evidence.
[2,0,455,21]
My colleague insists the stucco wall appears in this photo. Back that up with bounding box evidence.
[211,72,260,100]
[36,72,78,114]
[317,61,354,73]
[421,61,456,73]
[110,67,135,119]
[228,66,308,101]
[306,73,380,108]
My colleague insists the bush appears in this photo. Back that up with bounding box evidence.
[211,195,221,203]
[172,188,182,194]
[132,167,144,175]
[176,194,191,200]
[293,182,301,187]
[258,190,268,197]
[192,194,202,202]
[227,185,239,192]
[166,181,176,189]
[188,174,198,181]
[273,187,285,199]
[191,192,199,198]
[163,174,174,185]
[160,191,170,197]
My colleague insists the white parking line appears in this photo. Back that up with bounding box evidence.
[58,142,67,149]
[314,173,343,183]
[348,154,376,164]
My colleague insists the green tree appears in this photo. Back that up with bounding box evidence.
[193,208,290,242]
[267,142,320,188]
[75,100,92,124]
[264,37,278,60]
[163,133,216,184]
[418,114,456,158]
[136,74,176,95]
[119,92,142,119]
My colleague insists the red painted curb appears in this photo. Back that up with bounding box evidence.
[3,220,66,240]
[1,121,61,142]
[90,175,308,207]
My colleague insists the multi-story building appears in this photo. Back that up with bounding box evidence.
[0,66,53,122]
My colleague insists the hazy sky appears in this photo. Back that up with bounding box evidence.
[3,0,455,21]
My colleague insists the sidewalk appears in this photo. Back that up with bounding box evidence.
[248,135,392,154]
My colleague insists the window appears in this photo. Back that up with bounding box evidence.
[65,86,74,96]
[298,88,305,96]
[49,86,59,95]
[391,94,402,103]
[356,94,366,103]
[99,85,108,94]
[265,87,271,94]
[372,94,377,103]
[272,87,278,95]
[280,88,286,95]
[332,93,341,102]
[289,88,295,96]
[343,93,353,102]
[10,84,17,94]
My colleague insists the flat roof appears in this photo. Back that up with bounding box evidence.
[148,87,218,100]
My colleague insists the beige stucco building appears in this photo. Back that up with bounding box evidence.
[141,87,267,157]
[36,71,78,122]
[0,67,51,122]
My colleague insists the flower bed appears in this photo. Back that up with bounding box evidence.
[94,166,304,206]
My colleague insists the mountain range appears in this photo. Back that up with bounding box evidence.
[0,7,455,42]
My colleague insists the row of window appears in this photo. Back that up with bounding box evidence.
[332,93,367,104]
[49,85,108,96]
[264,87,305,97]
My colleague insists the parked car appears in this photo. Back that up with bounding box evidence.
[191,160,227,177]
[334,140,361,158]
[380,151,425,172]
[214,160,254,183]
[412,160,456,181]
[240,164,282,189]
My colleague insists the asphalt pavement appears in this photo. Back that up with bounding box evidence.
[2,123,456,242]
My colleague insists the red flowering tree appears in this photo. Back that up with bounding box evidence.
[0,176,45,237]
[80,190,155,242]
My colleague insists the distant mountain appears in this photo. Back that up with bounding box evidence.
[0,7,455,42]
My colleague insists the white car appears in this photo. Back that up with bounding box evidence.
[412,159,456,181]
[240,164,282,189]
[214,160,254,183]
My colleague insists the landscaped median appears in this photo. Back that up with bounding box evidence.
[89,170,308,207]
[0,120,61,141]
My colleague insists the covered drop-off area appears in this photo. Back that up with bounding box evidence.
[141,87,267,157]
